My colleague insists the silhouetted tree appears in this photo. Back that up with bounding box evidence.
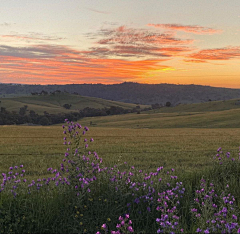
[1,107,6,113]
[63,104,72,109]
[151,103,161,109]
[39,116,50,125]
[19,105,28,115]
[165,101,171,107]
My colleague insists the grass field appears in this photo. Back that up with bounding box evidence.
[1,123,240,233]
[1,125,240,180]
[0,92,148,114]
[155,98,240,113]
[1,99,240,233]
[78,98,240,128]
[1,98,240,180]
[0,101,240,233]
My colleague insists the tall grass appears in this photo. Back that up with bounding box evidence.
[1,120,240,233]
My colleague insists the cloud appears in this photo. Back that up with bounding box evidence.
[187,46,240,61]
[81,45,186,58]
[0,22,14,27]
[148,24,222,35]
[0,33,65,42]
[183,59,207,63]
[86,7,110,14]
[96,26,194,45]
[2,24,234,84]
[84,25,194,59]
[0,44,173,84]
[0,44,82,59]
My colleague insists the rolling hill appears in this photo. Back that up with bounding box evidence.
[1,82,240,105]
[77,98,240,128]
[0,92,149,115]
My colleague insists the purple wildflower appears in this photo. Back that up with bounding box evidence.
[101,223,107,229]
[127,226,134,232]
[233,214,237,220]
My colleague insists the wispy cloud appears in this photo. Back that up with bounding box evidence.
[0,22,14,27]
[0,33,65,42]
[84,25,194,59]
[0,44,81,59]
[148,24,222,35]
[96,26,194,45]
[81,45,192,59]
[86,7,111,14]
[183,59,207,63]
[0,44,172,84]
[1,23,237,85]
[187,46,240,61]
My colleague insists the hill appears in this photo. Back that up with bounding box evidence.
[0,82,240,105]
[0,92,149,115]
[77,98,240,128]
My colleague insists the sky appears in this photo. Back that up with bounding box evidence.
[0,0,240,88]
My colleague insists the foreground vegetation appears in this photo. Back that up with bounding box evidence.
[1,121,240,233]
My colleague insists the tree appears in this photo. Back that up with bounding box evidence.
[40,90,48,95]
[165,101,171,107]
[151,103,161,109]
[19,105,28,115]
[1,107,6,113]
[63,104,72,109]
[39,116,50,126]
[29,110,36,118]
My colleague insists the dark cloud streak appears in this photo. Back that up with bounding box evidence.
[86,7,111,14]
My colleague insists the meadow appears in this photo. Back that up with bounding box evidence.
[1,100,240,233]
[1,125,240,178]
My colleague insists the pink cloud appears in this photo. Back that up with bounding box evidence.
[148,24,222,35]
[0,44,173,84]
[188,46,240,60]
[97,26,194,46]
[83,25,195,59]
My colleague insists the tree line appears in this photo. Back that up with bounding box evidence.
[0,105,152,125]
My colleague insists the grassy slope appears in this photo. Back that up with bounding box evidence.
[1,98,240,177]
[0,93,149,114]
[156,98,240,113]
[78,99,240,128]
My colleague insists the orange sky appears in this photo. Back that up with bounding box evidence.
[0,1,240,88]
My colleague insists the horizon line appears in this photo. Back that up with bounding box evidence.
[0,81,239,90]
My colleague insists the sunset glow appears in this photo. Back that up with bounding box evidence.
[0,0,239,88]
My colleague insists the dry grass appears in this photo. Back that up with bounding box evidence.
[1,125,240,180]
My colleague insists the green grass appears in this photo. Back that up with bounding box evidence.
[1,125,240,180]
[1,98,240,178]
[156,98,240,113]
[1,123,240,233]
[1,99,240,233]
[78,100,240,128]
[76,109,240,128]
[0,92,149,114]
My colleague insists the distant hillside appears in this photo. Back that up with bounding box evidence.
[153,98,240,113]
[0,92,148,115]
[0,82,240,105]
[78,98,240,129]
